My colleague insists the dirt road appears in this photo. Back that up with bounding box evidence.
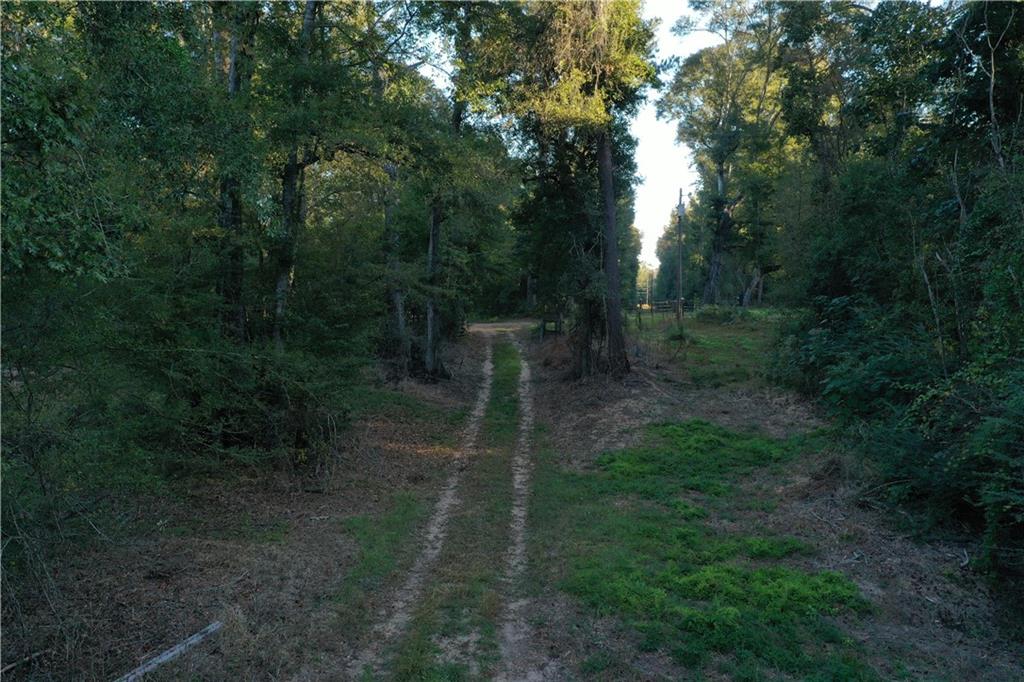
[343,320,541,679]
[347,338,495,678]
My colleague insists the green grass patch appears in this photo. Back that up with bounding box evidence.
[390,608,470,682]
[530,420,874,680]
[628,312,780,387]
[482,340,522,448]
[598,421,806,498]
[334,492,426,627]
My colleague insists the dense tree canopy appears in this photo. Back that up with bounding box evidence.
[1,0,657,554]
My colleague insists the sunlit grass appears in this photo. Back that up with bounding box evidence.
[628,308,783,387]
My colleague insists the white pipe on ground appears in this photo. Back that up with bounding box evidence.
[113,621,223,682]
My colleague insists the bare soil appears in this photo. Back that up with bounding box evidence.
[745,455,1024,681]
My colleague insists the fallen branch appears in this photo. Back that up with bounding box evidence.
[114,621,223,682]
[0,650,49,675]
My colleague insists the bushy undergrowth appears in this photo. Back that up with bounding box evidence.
[0,269,373,589]
[772,296,1024,571]
[694,304,753,325]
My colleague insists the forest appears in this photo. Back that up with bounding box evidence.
[2,1,1023,680]
[652,0,1023,572]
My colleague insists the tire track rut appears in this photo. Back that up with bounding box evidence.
[347,339,494,679]
[496,338,558,681]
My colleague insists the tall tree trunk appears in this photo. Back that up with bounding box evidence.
[596,129,629,376]
[811,132,836,191]
[367,31,411,378]
[422,37,467,380]
[703,162,729,305]
[273,150,303,352]
[675,195,684,323]
[572,295,596,379]
[216,7,254,341]
[384,162,410,377]
[271,0,317,352]
[983,10,1007,170]
[424,201,446,378]
[218,176,246,340]
[703,245,725,305]
[742,266,762,307]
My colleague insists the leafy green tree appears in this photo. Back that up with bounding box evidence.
[0,0,522,555]
[656,0,1023,569]
[458,0,656,375]
[658,0,785,304]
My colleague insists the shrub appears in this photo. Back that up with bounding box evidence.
[694,305,753,324]
[771,295,1024,571]
[771,297,939,418]
[665,327,700,344]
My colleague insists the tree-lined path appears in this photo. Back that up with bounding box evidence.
[3,1,1022,679]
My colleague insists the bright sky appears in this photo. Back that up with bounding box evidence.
[632,1,720,266]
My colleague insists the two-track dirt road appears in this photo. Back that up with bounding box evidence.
[12,320,1023,681]
[349,321,544,679]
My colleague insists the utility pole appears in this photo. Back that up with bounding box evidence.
[648,271,654,322]
[676,189,685,324]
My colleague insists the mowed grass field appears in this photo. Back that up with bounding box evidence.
[627,306,783,388]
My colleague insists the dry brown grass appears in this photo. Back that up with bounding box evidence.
[2,337,491,681]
